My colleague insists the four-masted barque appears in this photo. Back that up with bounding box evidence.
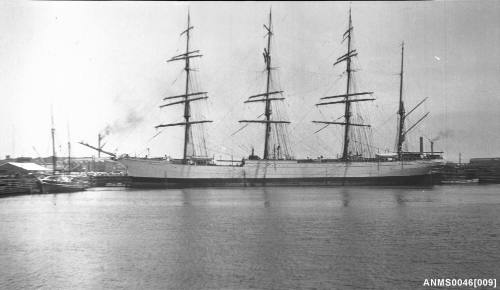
[119,9,444,188]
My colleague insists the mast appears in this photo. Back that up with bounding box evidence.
[97,133,103,158]
[313,7,374,161]
[239,9,290,160]
[342,7,353,161]
[395,42,429,157]
[397,42,405,157]
[50,107,56,174]
[263,10,273,160]
[182,11,192,164]
[156,10,212,164]
[67,140,71,173]
[396,41,429,159]
[67,123,71,174]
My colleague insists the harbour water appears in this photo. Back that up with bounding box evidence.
[1,185,499,289]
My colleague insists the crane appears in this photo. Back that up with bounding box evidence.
[78,141,116,158]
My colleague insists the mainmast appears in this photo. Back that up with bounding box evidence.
[397,42,405,157]
[239,9,290,160]
[182,11,192,163]
[156,11,212,164]
[313,7,374,161]
[342,8,354,160]
[263,11,273,160]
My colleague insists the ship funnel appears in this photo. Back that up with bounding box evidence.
[419,137,424,154]
[430,141,434,155]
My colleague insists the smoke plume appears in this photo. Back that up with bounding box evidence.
[101,109,144,137]
[431,129,455,142]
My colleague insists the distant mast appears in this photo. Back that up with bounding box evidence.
[313,7,374,161]
[156,10,212,164]
[97,133,104,158]
[239,9,290,160]
[67,123,71,174]
[50,107,56,174]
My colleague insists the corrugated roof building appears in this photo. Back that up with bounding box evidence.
[0,162,51,176]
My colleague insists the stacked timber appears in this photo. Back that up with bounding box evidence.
[438,162,478,184]
[470,158,500,183]
[0,176,42,195]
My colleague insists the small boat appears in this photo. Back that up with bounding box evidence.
[39,175,89,193]
[40,104,89,193]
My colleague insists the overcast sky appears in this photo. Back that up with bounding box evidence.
[1,1,499,162]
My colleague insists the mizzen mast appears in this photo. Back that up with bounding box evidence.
[239,10,290,160]
[156,11,212,164]
[313,8,374,161]
[396,42,406,157]
[395,42,429,158]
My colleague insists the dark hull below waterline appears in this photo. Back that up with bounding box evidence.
[127,174,435,188]
[41,183,87,193]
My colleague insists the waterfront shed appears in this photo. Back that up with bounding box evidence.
[0,162,51,176]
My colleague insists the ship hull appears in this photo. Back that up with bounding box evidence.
[128,175,433,188]
[119,158,441,188]
[41,182,87,193]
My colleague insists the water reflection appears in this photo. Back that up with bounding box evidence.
[340,187,351,207]
[174,189,210,288]
[393,189,407,206]
[2,186,500,289]
[181,188,193,206]
[262,187,271,208]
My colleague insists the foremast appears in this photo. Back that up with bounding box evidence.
[313,8,374,161]
[156,11,212,164]
[239,10,290,160]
